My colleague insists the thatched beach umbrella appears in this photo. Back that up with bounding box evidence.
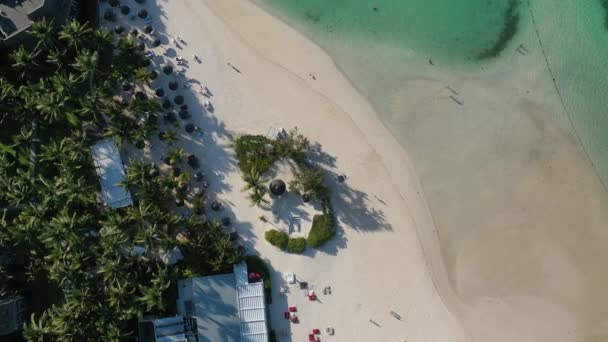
[138,9,148,19]
[120,5,130,15]
[144,24,153,34]
[168,81,178,90]
[152,37,161,47]
[163,65,173,75]
[174,95,184,105]
[162,99,172,109]
[163,111,177,123]
[269,179,286,196]
[178,109,190,119]
[211,201,222,211]
[135,91,147,100]
[155,88,164,97]
[103,10,116,22]
[149,70,158,80]
[114,25,125,34]
[185,123,195,133]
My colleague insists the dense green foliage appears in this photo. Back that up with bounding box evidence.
[0,19,241,340]
[307,214,335,248]
[287,237,307,254]
[245,255,272,304]
[264,229,289,250]
[289,167,327,202]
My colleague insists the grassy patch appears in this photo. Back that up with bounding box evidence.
[307,214,335,248]
[287,237,307,254]
[245,255,272,304]
[264,229,289,251]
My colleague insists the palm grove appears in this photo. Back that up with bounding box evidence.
[0,19,241,340]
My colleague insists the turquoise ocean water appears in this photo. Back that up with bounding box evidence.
[259,0,608,187]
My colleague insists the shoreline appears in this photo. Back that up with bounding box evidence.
[236,1,466,322]
[160,0,471,340]
[201,1,608,341]
[219,0,469,324]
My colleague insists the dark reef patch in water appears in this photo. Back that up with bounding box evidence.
[601,0,608,29]
[477,0,521,59]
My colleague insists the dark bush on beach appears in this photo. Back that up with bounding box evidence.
[287,237,307,254]
[245,255,272,304]
[307,214,334,248]
[265,229,289,251]
[234,135,278,174]
[477,0,521,59]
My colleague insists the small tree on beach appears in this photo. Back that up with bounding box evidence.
[289,167,327,202]
[167,147,187,165]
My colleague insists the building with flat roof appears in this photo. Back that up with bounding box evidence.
[91,139,133,209]
[176,263,269,342]
[0,296,26,336]
[0,0,72,47]
[138,316,189,342]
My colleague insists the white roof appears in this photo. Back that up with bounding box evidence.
[91,139,133,208]
[236,281,268,342]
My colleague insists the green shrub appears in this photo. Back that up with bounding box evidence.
[264,229,289,250]
[307,214,334,247]
[289,167,327,201]
[245,255,272,304]
[287,237,307,253]
[234,135,277,174]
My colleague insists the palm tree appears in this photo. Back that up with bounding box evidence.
[59,20,93,50]
[134,67,150,85]
[167,147,187,165]
[247,186,268,207]
[241,168,262,191]
[163,130,178,146]
[11,46,39,79]
[72,50,99,91]
[30,18,56,53]
[138,265,171,312]
[23,312,54,341]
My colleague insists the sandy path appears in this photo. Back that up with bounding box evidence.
[129,0,472,341]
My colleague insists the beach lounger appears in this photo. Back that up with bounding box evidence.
[312,328,320,334]
[288,306,297,312]
[309,334,315,341]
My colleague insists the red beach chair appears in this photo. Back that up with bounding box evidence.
[308,293,317,301]
[308,334,315,341]
[312,328,320,334]
[288,306,297,312]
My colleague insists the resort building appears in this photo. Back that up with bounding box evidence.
[0,0,73,47]
[91,139,133,209]
[176,262,269,342]
[138,316,196,342]
[0,296,26,336]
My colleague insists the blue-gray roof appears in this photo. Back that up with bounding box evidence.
[178,274,240,342]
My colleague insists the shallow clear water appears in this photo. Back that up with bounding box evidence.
[260,0,608,187]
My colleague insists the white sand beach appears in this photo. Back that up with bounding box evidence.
[113,0,471,340]
[103,0,608,340]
